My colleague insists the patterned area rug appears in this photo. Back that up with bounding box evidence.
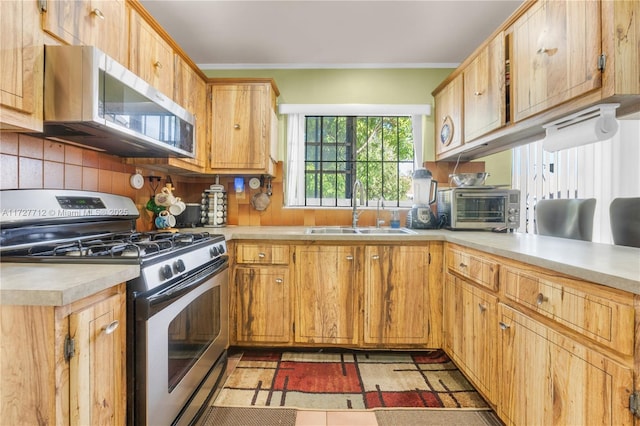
[213,349,489,410]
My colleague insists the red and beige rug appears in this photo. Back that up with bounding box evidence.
[213,349,489,410]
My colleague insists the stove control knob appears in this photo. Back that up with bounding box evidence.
[210,246,219,257]
[174,259,186,273]
[161,264,173,280]
[217,244,226,254]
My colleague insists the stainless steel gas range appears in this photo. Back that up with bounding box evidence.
[0,189,229,426]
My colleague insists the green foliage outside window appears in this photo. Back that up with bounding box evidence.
[305,116,414,207]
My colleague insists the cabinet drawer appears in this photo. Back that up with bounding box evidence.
[236,244,289,264]
[502,266,634,356]
[447,247,499,291]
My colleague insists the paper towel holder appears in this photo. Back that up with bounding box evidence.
[542,103,620,152]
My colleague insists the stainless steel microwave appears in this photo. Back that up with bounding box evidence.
[41,45,195,158]
[437,188,521,231]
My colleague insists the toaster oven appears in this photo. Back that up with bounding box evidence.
[437,187,520,231]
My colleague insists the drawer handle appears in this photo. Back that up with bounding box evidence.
[473,91,483,96]
[536,293,547,306]
[478,303,487,312]
[91,8,105,19]
[103,320,119,335]
[346,255,354,261]
[459,262,467,268]
[499,321,510,330]
[234,124,241,129]
[154,60,163,69]
[537,47,551,54]
[258,252,266,258]
[371,255,380,260]
[275,278,283,284]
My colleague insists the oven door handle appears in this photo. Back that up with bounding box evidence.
[140,256,228,318]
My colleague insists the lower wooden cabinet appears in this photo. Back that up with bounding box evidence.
[498,303,634,426]
[235,266,291,344]
[443,274,498,403]
[0,284,126,425]
[364,244,441,347]
[294,245,361,345]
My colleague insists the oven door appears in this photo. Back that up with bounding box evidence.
[452,192,508,229]
[134,261,228,426]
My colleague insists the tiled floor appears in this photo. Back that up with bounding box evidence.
[295,410,378,426]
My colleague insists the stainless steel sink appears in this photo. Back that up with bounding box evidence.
[305,227,359,234]
[305,227,416,235]
[356,227,416,234]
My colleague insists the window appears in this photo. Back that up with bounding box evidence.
[303,115,414,207]
[511,119,640,244]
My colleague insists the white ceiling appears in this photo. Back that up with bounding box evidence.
[139,0,524,70]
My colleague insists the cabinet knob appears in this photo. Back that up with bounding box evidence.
[234,124,240,129]
[91,8,105,19]
[459,262,467,268]
[473,91,483,96]
[537,47,550,54]
[258,252,266,258]
[103,320,120,335]
[154,61,163,69]
[499,321,510,331]
[346,255,354,260]
[536,293,547,306]
[371,255,380,260]
[478,303,487,312]
[275,278,283,284]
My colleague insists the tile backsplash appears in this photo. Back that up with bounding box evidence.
[1,132,485,230]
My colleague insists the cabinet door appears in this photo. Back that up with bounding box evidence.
[294,246,359,345]
[42,0,126,65]
[236,267,291,343]
[464,34,505,141]
[498,304,634,426]
[173,55,207,168]
[210,84,269,172]
[0,0,43,132]
[512,0,601,122]
[129,9,174,97]
[68,293,125,426]
[364,245,431,345]
[434,75,463,157]
[443,274,463,357]
[459,280,498,403]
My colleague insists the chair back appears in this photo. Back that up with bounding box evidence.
[535,198,596,241]
[610,197,640,248]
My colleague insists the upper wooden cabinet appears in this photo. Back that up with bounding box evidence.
[209,80,279,175]
[432,0,640,161]
[42,0,127,65]
[511,0,601,122]
[464,34,506,142]
[129,8,174,98]
[0,0,43,132]
[434,75,464,156]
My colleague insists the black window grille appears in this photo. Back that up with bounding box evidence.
[304,116,414,207]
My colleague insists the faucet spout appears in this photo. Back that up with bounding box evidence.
[352,179,365,228]
[376,196,385,228]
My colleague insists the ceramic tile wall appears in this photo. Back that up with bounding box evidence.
[1,133,484,229]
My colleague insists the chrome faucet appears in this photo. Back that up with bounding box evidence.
[352,179,365,228]
[376,196,385,228]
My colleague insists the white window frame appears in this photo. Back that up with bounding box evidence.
[280,104,431,207]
